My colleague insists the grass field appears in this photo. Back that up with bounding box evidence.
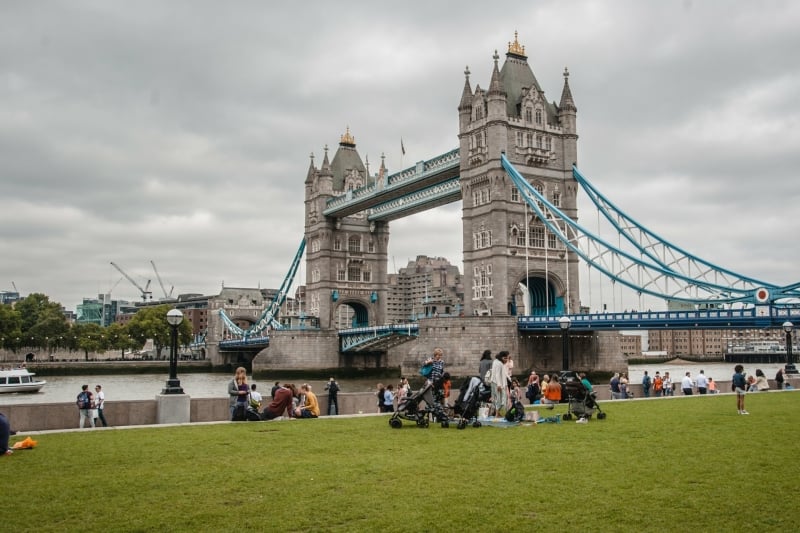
[4,391,799,532]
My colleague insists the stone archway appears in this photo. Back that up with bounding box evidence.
[334,301,370,329]
[516,275,563,316]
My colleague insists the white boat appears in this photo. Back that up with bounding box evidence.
[0,368,47,393]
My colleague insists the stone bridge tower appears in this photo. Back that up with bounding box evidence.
[304,129,389,329]
[459,33,580,317]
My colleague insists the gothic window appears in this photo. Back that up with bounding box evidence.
[337,269,346,281]
[526,132,533,147]
[545,137,551,151]
[348,235,361,252]
[511,186,520,202]
[535,109,543,125]
[552,191,561,207]
[311,270,320,283]
[334,239,341,251]
[516,227,527,246]
[310,239,320,253]
[475,105,483,120]
[537,135,543,149]
[362,270,371,282]
[472,263,493,300]
[525,108,532,123]
[516,131,523,146]
[368,241,375,253]
[530,226,545,248]
[348,264,361,282]
[473,187,490,206]
[548,232,558,249]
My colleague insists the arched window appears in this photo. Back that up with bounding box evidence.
[525,108,533,123]
[535,109,543,125]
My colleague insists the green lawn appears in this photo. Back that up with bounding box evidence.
[5,392,799,532]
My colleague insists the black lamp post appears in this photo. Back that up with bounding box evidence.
[559,316,571,371]
[783,321,797,375]
[162,309,184,394]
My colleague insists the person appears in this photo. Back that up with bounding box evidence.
[488,351,510,416]
[94,384,108,427]
[696,370,709,395]
[775,368,785,390]
[579,373,593,393]
[753,369,770,392]
[261,383,297,420]
[542,373,562,409]
[249,383,263,409]
[294,384,320,418]
[527,370,538,386]
[424,347,446,406]
[510,378,524,409]
[681,372,694,395]
[732,364,748,414]
[382,384,395,413]
[525,373,541,405]
[663,371,674,396]
[228,367,250,420]
[376,383,386,413]
[642,371,652,398]
[610,373,623,400]
[707,377,718,394]
[620,373,629,399]
[77,384,95,429]
[653,371,663,397]
[0,412,12,456]
[271,381,281,399]
[397,377,410,400]
[479,350,493,384]
[441,373,452,406]
[324,377,339,415]
[504,354,515,381]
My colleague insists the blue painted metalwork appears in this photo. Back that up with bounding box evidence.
[518,305,800,331]
[219,336,270,349]
[339,323,419,351]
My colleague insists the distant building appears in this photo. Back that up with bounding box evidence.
[619,333,642,357]
[647,328,787,358]
[0,291,20,305]
[386,255,463,323]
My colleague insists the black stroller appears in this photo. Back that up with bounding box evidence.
[389,381,447,429]
[450,376,488,429]
[504,389,526,423]
[561,379,606,421]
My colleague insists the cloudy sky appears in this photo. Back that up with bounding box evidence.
[1,0,799,313]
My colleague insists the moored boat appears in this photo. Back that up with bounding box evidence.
[0,368,47,393]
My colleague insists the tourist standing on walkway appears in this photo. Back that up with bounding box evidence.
[94,385,108,427]
[228,367,250,420]
[696,370,709,394]
[382,384,395,413]
[732,365,748,414]
[663,372,673,396]
[489,351,510,415]
[77,384,95,429]
[653,372,663,396]
[479,350,493,384]
[641,371,652,398]
[324,377,339,415]
[610,373,623,400]
[681,372,694,395]
[775,368,785,389]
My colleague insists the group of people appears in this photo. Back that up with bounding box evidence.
[228,367,335,421]
[75,384,108,428]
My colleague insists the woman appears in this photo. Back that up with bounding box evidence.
[382,384,395,413]
[620,373,629,399]
[376,383,386,413]
[227,367,250,420]
[753,369,770,391]
[479,350,493,384]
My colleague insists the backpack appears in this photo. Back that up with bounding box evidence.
[76,391,90,409]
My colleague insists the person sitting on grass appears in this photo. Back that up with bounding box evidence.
[261,383,297,420]
[293,384,320,419]
[542,374,561,409]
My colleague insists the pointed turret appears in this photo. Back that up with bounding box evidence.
[558,67,577,135]
[487,50,506,120]
[459,66,474,131]
[305,152,316,185]
[318,144,333,194]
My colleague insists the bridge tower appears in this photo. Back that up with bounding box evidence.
[458,33,580,317]
[304,129,389,329]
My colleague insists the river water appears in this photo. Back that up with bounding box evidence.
[1,361,787,406]
[0,373,385,406]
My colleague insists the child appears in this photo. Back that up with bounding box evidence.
[732,365,748,415]
[441,373,452,407]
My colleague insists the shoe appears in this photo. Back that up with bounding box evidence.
[3,450,12,456]
[741,410,749,415]
[576,417,588,424]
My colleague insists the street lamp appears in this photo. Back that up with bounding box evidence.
[162,309,185,394]
[783,321,797,375]
[559,316,571,371]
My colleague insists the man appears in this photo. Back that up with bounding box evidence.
[94,385,108,427]
[681,372,694,395]
[653,372,663,397]
[695,370,709,395]
[610,373,623,400]
[77,384,95,429]
[249,383,263,409]
[324,377,339,415]
[261,384,297,420]
[488,351,510,416]
[641,371,652,398]
[294,384,320,418]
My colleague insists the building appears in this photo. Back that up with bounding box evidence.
[386,255,463,323]
[647,328,787,358]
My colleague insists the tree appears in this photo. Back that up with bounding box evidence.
[74,322,104,360]
[105,323,138,359]
[0,304,22,351]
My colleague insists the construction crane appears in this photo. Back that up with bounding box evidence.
[11,281,18,293]
[110,262,152,302]
[150,260,174,299]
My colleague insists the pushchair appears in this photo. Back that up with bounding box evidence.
[389,380,447,429]
[561,379,606,421]
[449,376,488,429]
[504,389,526,423]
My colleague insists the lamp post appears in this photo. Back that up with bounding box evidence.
[783,321,797,375]
[559,316,571,371]
[162,309,184,394]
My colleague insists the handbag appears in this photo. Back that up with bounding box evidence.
[419,363,433,377]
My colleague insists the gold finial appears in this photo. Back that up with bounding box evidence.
[340,126,355,146]
[508,30,526,57]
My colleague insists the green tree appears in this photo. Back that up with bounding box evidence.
[73,322,105,360]
[126,305,191,359]
[14,293,66,337]
[105,323,138,359]
[0,304,23,351]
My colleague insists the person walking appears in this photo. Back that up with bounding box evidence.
[324,377,340,415]
[696,370,709,395]
[732,364,748,414]
[681,372,694,395]
[94,384,108,427]
[77,384,95,429]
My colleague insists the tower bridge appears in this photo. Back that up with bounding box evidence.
[202,33,800,375]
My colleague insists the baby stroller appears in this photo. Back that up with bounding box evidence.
[561,380,606,421]
[504,389,526,423]
[389,381,447,429]
[450,376,488,429]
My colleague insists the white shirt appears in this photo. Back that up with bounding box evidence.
[489,359,509,389]
[695,374,708,388]
[95,390,105,409]
[681,375,694,389]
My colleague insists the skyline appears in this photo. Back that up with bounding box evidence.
[1,1,799,313]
